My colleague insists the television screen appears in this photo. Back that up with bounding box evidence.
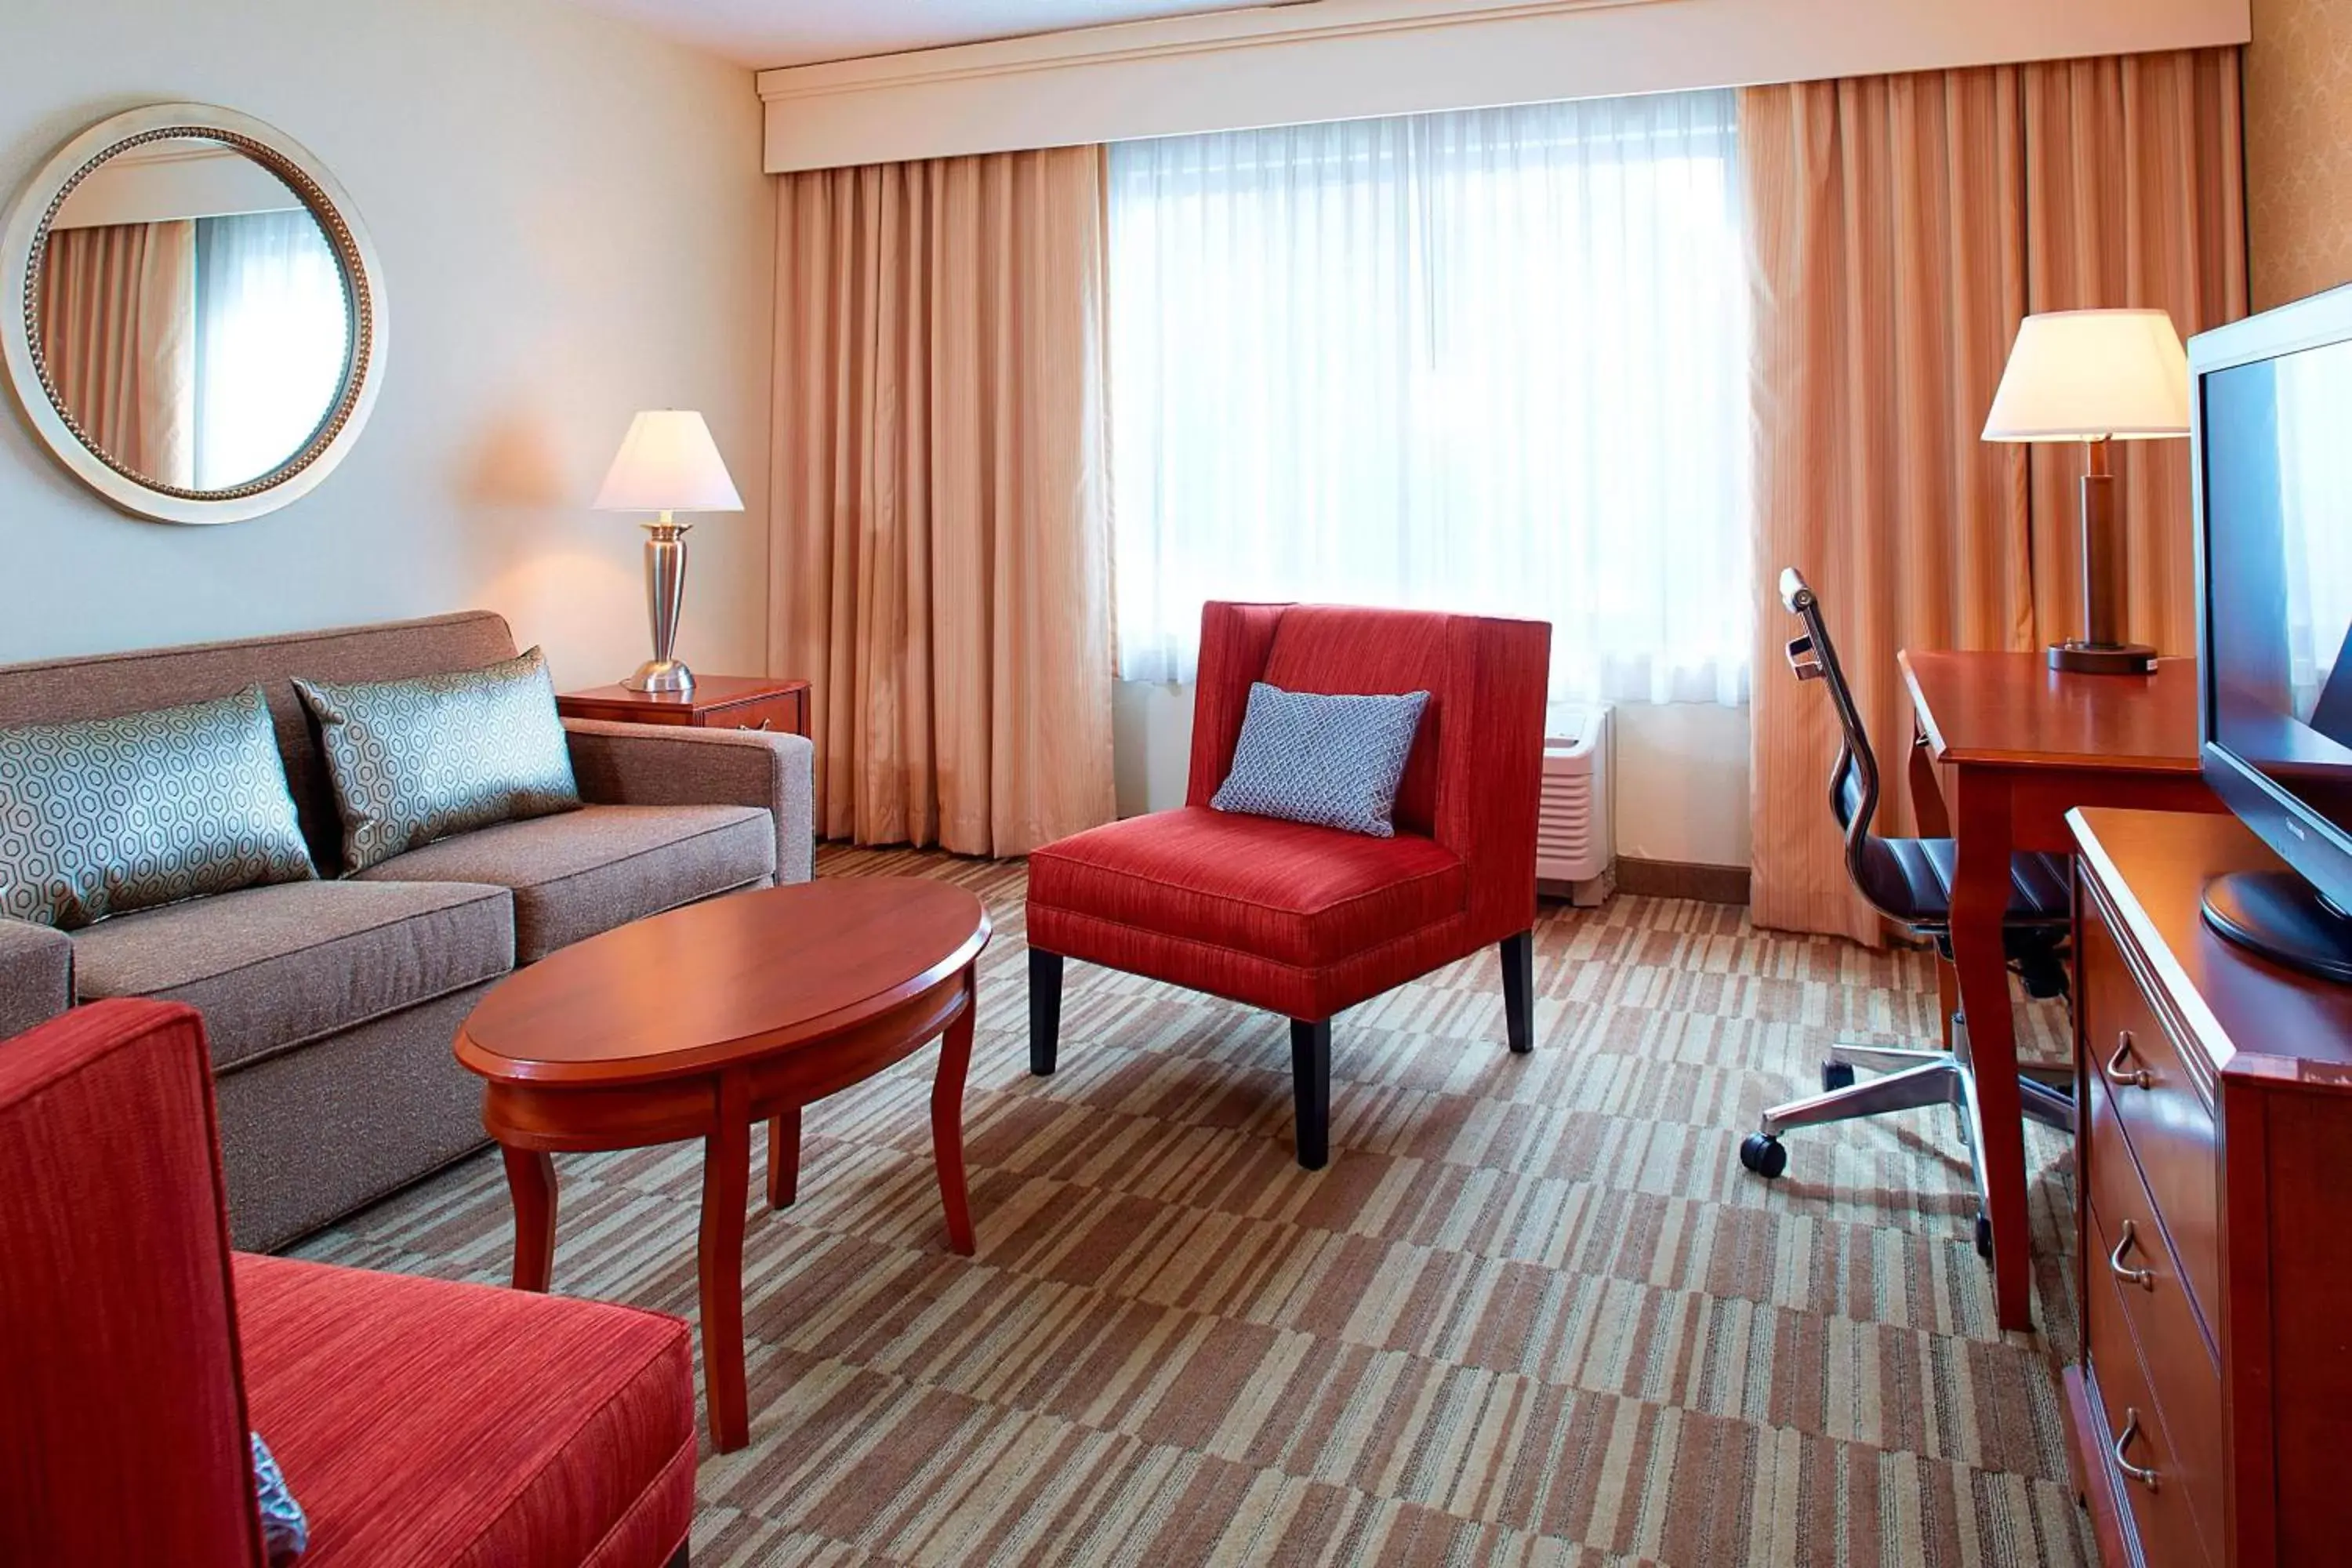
[2201,336,2352,833]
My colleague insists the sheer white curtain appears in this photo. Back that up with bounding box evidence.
[194,209,349,490]
[1108,90,1751,702]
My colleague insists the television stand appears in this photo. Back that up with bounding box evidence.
[2067,807,2352,1566]
[2201,869,2352,983]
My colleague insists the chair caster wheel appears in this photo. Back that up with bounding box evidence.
[1974,1211,1994,1261]
[1740,1132,1788,1179]
[1822,1061,1857,1092]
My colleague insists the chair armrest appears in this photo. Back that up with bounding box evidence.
[0,1000,257,1566]
[563,719,815,884]
[0,917,74,1040]
[1434,615,1553,942]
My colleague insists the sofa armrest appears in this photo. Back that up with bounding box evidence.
[563,719,815,884]
[0,917,74,1040]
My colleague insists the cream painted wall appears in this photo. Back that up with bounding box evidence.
[2247,0,2352,310]
[1112,683,1752,870]
[0,0,772,690]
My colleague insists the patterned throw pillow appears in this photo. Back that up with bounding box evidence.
[1210,682,1430,838]
[295,648,580,875]
[252,1431,308,1565]
[0,684,314,930]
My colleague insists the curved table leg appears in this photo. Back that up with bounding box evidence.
[931,967,978,1256]
[768,1107,801,1209]
[1951,769,2034,1333]
[700,1072,752,1452]
[503,1147,557,1292]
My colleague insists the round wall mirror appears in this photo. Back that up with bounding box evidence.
[1,103,386,524]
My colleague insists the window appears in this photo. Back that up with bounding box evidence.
[1107,89,1751,704]
[194,209,350,490]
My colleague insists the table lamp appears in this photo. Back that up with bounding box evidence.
[1983,308,2190,675]
[592,410,742,695]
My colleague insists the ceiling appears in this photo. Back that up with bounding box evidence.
[568,0,1290,69]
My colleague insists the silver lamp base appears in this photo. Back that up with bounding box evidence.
[623,658,695,695]
[625,516,695,696]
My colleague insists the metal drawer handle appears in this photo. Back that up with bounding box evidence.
[2103,1032,2154,1091]
[2112,1407,2161,1491]
[2107,1220,2156,1291]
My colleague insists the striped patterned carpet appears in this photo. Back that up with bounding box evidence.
[296,846,2088,1567]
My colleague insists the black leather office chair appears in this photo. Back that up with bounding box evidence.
[1740,568,2074,1258]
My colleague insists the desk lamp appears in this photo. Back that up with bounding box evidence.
[1984,308,2190,674]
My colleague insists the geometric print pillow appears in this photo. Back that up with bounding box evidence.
[250,1431,308,1566]
[1210,681,1430,838]
[0,684,315,930]
[293,647,580,875]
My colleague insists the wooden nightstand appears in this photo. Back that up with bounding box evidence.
[556,675,810,737]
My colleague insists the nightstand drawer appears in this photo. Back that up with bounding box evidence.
[704,691,806,735]
[556,677,810,735]
[2080,893,2220,1324]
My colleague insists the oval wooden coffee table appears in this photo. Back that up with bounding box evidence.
[455,877,990,1452]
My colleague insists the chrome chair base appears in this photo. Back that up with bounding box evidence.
[1739,1014,2074,1260]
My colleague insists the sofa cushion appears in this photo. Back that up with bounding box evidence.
[234,1252,694,1568]
[294,649,581,874]
[1028,805,1466,969]
[0,684,315,929]
[356,803,775,964]
[70,881,513,1074]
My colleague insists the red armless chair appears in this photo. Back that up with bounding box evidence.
[0,999,697,1568]
[1026,601,1552,1167]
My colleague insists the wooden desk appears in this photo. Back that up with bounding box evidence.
[1897,651,2217,1332]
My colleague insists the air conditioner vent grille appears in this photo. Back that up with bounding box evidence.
[1537,704,1611,887]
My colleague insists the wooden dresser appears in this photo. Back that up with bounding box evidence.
[2066,808,2352,1568]
[555,675,809,737]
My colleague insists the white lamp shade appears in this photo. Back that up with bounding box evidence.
[592,410,743,513]
[1982,309,2191,442]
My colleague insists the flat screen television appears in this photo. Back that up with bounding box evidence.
[2191,284,2352,980]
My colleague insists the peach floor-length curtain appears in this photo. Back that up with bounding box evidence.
[36,220,197,487]
[768,147,1117,858]
[1745,49,2246,942]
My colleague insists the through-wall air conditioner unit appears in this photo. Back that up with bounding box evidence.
[1537,702,1613,907]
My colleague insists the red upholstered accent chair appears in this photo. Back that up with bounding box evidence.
[0,999,696,1568]
[1026,601,1552,1167]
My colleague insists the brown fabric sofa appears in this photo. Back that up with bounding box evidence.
[0,612,815,1250]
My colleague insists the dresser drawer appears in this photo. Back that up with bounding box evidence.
[2085,1085,2224,1566]
[2085,1070,2219,1364]
[2084,1198,2220,1568]
[703,691,805,735]
[2080,895,2221,1324]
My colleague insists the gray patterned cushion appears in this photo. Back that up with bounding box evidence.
[295,648,580,874]
[0,684,314,930]
[1210,682,1430,838]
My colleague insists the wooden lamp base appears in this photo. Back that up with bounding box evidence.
[2055,445,2158,675]
[2048,641,2158,675]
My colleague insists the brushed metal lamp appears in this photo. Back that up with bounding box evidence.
[1983,308,2191,675]
[592,410,742,695]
